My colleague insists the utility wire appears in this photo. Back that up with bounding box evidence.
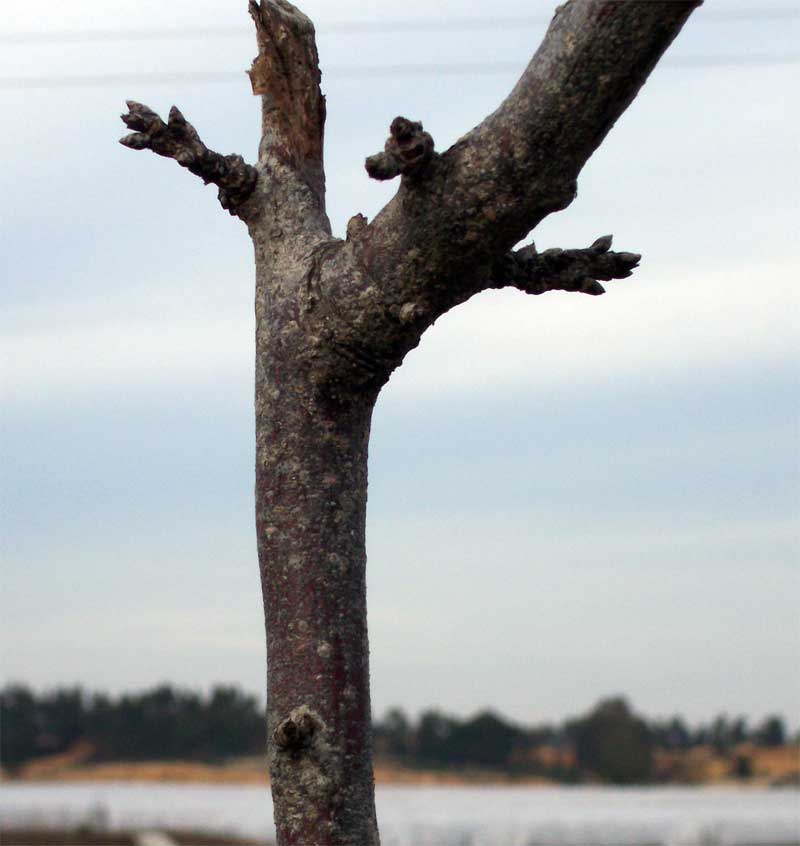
[0,8,798,44]
[0,54,797,91]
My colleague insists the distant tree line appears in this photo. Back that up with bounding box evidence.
[1,685,264,769]
[1,684,792,784]
[374,698,791,784]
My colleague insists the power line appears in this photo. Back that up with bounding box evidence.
[669,53,800,67]
[0,54,797,92]
[0,72,246,90]
[0,8,798,45]
[0,26,251,44]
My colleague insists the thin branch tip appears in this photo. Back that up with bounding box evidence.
[495,236,643,297]
[119,132,147,149]
[591,234,613,253]
[118,100,257,218]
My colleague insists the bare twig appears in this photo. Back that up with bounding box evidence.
[492,235,642,296]
[120,101,257,217]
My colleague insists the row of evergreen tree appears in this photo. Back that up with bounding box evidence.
[1,685,263,769]
[1,684,790,784]
[374,698,789,783]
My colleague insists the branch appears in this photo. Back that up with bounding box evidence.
[119,102,258,218]
[248,0,326,206]
[493,235,641,297]
[365,117,436,181]
[352,1,701,314]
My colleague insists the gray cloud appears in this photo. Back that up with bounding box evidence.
[2,0,798,726]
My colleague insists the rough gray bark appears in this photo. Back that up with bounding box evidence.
[120,1,702,843]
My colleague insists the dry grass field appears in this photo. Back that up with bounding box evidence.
[4,743,797,787]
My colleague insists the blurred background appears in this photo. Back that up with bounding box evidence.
[1,1,799,840]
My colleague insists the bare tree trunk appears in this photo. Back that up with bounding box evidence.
[255,385,378,843]
[119,1,703,842]
[254,262,380,845]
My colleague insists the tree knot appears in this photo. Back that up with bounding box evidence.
[274,708,319,755]
[365,116,436,181]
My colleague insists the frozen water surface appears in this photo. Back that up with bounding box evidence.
[1,783,798,845]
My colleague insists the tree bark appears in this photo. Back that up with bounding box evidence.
[255,379,378,844]
[251,216,380,845]
[120,1,702,842]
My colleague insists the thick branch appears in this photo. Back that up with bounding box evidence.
[119,102,257,218]
[493,235,641,297]
[344,0,701,347]
[456,0,704,244]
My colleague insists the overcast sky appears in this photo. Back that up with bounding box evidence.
[2,0,798,730]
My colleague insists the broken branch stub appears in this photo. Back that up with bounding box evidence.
[248,0,326,202]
